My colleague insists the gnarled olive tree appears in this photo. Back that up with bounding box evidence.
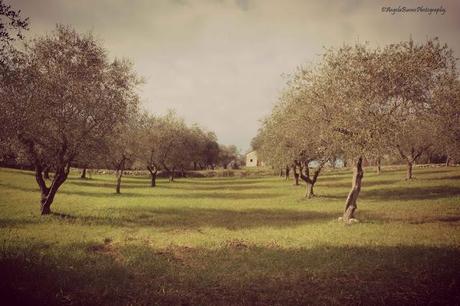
[1,25,139,214]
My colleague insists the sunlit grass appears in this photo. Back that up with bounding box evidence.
[1,166,459,305]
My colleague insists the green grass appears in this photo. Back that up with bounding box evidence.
[1,166,460,305]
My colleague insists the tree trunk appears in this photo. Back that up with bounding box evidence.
[396,145,430,180]
[300,163,322,199]
[35,163,70,215]
[406,161,413,180]
[293,163,300,186]
[343,157,364,222]
[445,155,450,167]
[116,170,123,194]
[169,167,175,182]
[80,167,87,179]
[279,168,283,177]
[376,158,381,175]
[305,183,314,198]
[285,166,290,180]
[193,162,197,170]
[147,166,158,187]
[43,166,50,179]
[115,157,126,194]
[22,136,70,214]
[40,187,57,215]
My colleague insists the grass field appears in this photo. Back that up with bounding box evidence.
[1,166,460,305]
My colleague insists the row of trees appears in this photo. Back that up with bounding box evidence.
[80,109,241,193]
[0,6,240,215]
[254,39,460,222]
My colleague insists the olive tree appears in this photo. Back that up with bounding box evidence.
[138,112,163,187]
[218,144,238,169]
[311,39,456,222]
[256,72,340,196]
[256,105,298,183]
[380,40,457,179]
[430,79,460,166]
[148,111,190,182]
[1,25,140,214]
[259,38,456,222]
[106,108,142,194]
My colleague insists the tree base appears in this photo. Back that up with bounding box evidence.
[337,217,359,224]
[41,206,51,215]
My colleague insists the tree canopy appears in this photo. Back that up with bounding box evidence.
[254,38,459,222]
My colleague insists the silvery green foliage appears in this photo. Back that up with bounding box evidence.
[258,38,458,169]
[2,25,140,172]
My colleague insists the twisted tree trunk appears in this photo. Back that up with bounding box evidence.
[343,157,364,222]
[376,157,381,175]
[285,165,290,180]
[396,145,430,180]
[300,161,323,199]
[406,161,413,180]
[147,165,158,187]
[21,136,71,215]
[36,163,70,215]
[169,166,175,182]
[445,154,451,167]
[293,162,300,186]
[80,167,87,179]
[43,166,50,180]
[116,171,122,194]
[115,157,126,194]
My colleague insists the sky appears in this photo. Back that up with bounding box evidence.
[12,0,460,152]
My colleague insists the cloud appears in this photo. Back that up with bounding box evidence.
[12,0,460,151]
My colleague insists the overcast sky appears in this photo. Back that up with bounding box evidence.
[12,0,460,151]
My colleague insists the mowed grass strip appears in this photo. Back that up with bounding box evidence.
[0,166,459,305]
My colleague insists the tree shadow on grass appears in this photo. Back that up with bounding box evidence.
[47,207,336,229]
[313,175,350,183]
[0,180,281,200]
[69,181,152,189]
[359,211,460,224]
[158,184,273,191]
[56,189,282,200]
[361,185,460,201]
[319,179,397,188]
[179,178,267,186]
[422,175,460,181]
[311,194,345,200]
[0,217,41,228]
[165,192,282,200]
[68,180,274,191]
[410,168,453,175]
[1,243,459,305]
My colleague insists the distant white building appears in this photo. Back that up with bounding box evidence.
[246,150,264,167]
